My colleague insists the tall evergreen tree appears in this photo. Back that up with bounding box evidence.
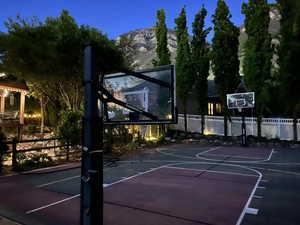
[154,9,171,66]
[175,8,194,134]
[242,0,272,139]
[211,0,240,137]
[191,5,211,135]
[278,0,300,141]
[153,9,171,135]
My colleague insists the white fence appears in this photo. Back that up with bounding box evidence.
[171,114,300,141]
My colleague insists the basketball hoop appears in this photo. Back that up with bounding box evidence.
[227,92,255,148]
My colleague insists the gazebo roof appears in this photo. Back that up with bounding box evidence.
[0,76,29,94]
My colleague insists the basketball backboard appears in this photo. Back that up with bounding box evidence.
[101,65,177,125]
[227,92,255,109]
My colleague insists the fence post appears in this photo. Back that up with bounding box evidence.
[277,118,281,140]
[66,141,70,161]
[12,138,17,170]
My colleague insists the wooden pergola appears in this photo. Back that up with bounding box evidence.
[0,80,29,125]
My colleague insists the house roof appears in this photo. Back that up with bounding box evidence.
[0,75,29,94]
[208,80,217,98]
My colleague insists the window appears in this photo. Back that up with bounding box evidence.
[208,103,213,115]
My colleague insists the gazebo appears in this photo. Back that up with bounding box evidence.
[0,77,29,125]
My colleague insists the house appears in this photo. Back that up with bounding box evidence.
[0,74,29,125]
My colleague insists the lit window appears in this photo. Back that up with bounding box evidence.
[208,103,214,115]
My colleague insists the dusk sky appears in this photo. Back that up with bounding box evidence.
[1,0,276,41]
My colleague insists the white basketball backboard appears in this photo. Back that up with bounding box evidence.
[227,92,255,109]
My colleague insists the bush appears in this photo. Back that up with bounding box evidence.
[15,153,54,171]
[27,124,39,134]
[56,111,82,146]
[0,128,9,173]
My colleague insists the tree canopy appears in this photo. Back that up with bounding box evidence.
[175,8,193,102]
[211,0,240,104]
[154,9,171,66]
[0,10,125,114]
[191,5,211,135]
[242,0,272,119]
[191,5,211,115]
[211,0,240,137]
[175,8,194,133]
[278,0,300,117]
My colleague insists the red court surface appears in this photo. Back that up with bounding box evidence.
[203,147,273,159]
[103,167,258,225]
[0,167,259,225]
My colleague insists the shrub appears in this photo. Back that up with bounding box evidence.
[15,153,54,171]
[0,128,9,173]
[27,124,39,134]
[56,111,82,146]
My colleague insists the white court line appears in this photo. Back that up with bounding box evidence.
[34,162,126,188]
[196,146,222,155]
[235,166,262,225]
[104,166,166,188]
[249,165,300,176]
[117,159,300,166]
[28,174,142,214]
[21,163,80,174]
[36,175,80,188]
[256,162,300,165]
[165,166,259,177]
[245,208,259,215]
[156,147,275,164]
[107,162,262,225]
[257,186,266,189]
[253,195,263,199]
[25,160,262,221]
[195,148,275,164]
[204,153,265,160]
[26,194,80,214]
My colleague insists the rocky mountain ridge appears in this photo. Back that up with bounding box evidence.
[117,6,280,71]
[117,27,177,69]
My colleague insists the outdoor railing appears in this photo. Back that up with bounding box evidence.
[0,111,19,120]
[3,137,78,170]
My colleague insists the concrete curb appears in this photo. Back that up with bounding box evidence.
[0,217,20,225]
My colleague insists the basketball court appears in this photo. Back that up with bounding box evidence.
[1,61,300,225]
[1,143,300,225]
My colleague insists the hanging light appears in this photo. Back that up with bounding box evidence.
[10,93,14,106]
[3,89,9,97]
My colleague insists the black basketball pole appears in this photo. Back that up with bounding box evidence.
[241,108,247,147]
[81,44,103,225]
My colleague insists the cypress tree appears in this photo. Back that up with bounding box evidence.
[154,9,171,66]
[153,9,171,136]
[242,0,272,139]
[191,5,211,135]
[175,8,194,134]
[278,0,300,141]
[211,0,240,138]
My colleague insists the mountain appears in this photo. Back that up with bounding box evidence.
[117,5,280,71]
[116,27,177,69]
